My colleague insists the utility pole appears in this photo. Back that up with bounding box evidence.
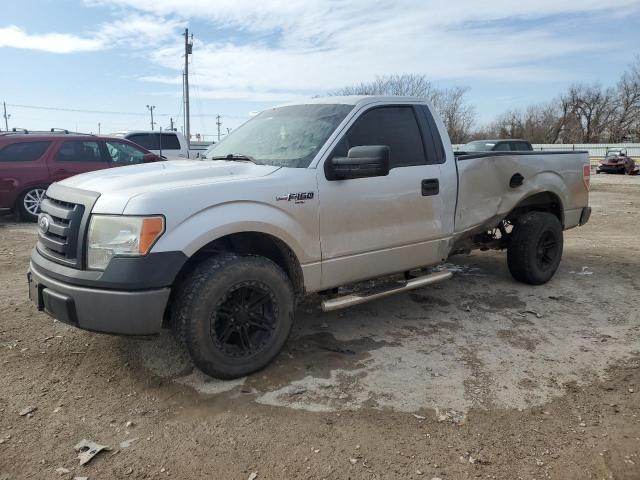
[169,117,174,131]
[216,115,222,141]
[146,105,156,130]
[98,122,101,135]
[183,28,193,148]
[2,102,9,131]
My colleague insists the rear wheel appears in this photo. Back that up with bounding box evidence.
[507,212,563,285]
[172,253,294,379]
[18,187,47,222]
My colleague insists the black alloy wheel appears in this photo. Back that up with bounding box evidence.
[535,230,560,272]
[211,282,277,358]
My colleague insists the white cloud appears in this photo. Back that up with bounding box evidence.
[0,14,184,54]
[0,25,103,53]
[95,14,186,48]
[3,0,639,100]
[98,0,639,100]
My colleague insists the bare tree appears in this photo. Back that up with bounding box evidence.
[332,74,437,97]
[610,56,640,142]
[331,59,640,145]
[331,74,476,143]
[566,84,617,142]
[435,86,475,144]
[487,100,575,144]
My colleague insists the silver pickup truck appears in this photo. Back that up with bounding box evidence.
[28,96,591,379]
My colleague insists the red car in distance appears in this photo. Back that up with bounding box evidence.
[0,130,162,221]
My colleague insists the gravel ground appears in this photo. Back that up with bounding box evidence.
[0,174,639,479]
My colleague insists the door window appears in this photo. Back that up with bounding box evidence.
[127,133,181,151]
[513,142,531,151]
[0,141,51,162]
[105,141,146,165]
[56,141,104,162]
[159,133,181,150]
[333,106,427,168]
[419,106,446,164]
[493,143,512,151]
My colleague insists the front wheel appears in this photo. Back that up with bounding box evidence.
[18,187,47,222]
[172,253,294,379]
[507,212,563,285]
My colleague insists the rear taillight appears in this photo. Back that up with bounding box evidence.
[583,164,591,190]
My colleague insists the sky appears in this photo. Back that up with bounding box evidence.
[1,0,639,140]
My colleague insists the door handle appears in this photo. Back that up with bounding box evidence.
[510,173,524,188]
[421,178,439,196]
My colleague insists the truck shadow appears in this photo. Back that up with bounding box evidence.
[112,245,636,414]
[122,251,528,388]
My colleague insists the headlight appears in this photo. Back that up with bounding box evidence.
[87,215,165,270]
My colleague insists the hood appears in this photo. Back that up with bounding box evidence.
[60,160,280,192]
[59,160,280,213]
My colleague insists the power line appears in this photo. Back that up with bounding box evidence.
[8,103,150,116]
[6,103,248,119]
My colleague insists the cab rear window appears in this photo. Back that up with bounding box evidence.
[0,141,51,162]
[127,133,181,150]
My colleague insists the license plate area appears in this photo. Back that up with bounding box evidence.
[27,272,44,310]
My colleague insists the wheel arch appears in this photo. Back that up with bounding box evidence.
[508,190,564,227]
[163,230,305,328]
[15,183,50,205]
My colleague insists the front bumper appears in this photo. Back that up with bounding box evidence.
[597,165,625,173]
[28,261,171,336]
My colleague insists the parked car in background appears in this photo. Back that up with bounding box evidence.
[112,130,191,159]
[0,131,161,221]
[458,139,533,153]
[596,148,638,175]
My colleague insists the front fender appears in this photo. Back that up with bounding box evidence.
[151,200,320,265]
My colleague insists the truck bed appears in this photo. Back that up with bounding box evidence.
[453,150,590,235]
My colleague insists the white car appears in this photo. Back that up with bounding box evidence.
[111,130,190,159]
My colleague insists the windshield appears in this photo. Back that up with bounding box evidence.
[606,149,625,158]
[460,141,495,152]
[202,104,353,168]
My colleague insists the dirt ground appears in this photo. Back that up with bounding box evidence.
[1,174,639,480]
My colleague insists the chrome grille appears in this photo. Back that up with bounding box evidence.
[37,197,85,267]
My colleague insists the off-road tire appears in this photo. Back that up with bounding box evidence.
[172,253,294,379]
[507,212,563,285]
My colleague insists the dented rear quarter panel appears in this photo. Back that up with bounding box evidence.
[454,151,589,235]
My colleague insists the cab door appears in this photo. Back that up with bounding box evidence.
[316,105,453,289]
[49,139,110,182]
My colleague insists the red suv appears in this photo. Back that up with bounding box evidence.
[0,131,161,221]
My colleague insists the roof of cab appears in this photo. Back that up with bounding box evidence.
[276,95,428,108]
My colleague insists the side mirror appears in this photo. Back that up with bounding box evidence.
[329,145,390,180]
[143,153,161,163]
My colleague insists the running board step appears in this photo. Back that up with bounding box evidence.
[321,270,453,312]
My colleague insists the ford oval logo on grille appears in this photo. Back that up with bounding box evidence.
[38,216,50,234]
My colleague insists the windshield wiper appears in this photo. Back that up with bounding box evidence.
[209,153,261,164]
